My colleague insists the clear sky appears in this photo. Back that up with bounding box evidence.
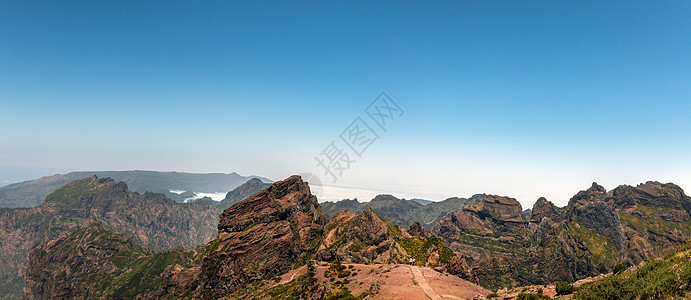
[2,1,690,208]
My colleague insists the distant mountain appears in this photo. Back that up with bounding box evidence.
[0,170,271,208]
[320,194,485,228]
[217,178,271,208]
[412,198,434,205]
[0,175,269,300]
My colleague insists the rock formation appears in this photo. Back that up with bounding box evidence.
[197,175,329,295]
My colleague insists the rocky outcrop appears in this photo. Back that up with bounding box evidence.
[567,182,607,207]
[463,194,525,224]
[611,181,689,210]
[438,181,691,290]
[408,221,434,239]
[197,175,329,295]
[567,184,626,252]
[530,197,563,223]
[317,208,409,264]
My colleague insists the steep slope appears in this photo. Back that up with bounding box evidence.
[320,194,484,228]
[0,170,271,208]
[0,176,223,299]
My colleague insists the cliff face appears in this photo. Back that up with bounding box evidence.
[463,195,525,224]
[197,175,329,295]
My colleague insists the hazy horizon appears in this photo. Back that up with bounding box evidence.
[1,168,687,209]
[2,1,690,208]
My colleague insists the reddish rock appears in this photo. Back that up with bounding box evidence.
[463,195,524,224]
[198,175,328,294]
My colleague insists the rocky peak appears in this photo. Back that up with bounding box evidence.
[530,197,563,223]
[199,175,329,293]
[568,182,607,207]
[344,207,405,246]
[43,176,120,207]
[610,181,689,211]
[588,182,606,194]
[370,194,400,202]
[217,175,327,233]
[463,194,524,224]
[317,207,409,264]
[408,221,434,239]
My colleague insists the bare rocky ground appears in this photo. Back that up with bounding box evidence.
[279,263,491,299]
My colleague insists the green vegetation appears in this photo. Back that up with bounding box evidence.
[515,293,550,300]
[556,281,574,295]
[267,263,366,300]
[569,221,614,264]
[111,250,191,298]
[486,292,499,298]
[324,288,361,300]
[398,237,455,265]
[619,208,691,238]
[612,263,626,275]
[370,209,404,236]
[324,261,350,278]
[576,241,691,299]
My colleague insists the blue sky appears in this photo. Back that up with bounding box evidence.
[1,1,690,207]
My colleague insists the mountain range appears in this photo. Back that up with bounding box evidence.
[320,194,486,229]
[0,170,271,208]
[0,176,269,299]
[3,172,691,299]
[23,176,476,299]
[15,175,691,299]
